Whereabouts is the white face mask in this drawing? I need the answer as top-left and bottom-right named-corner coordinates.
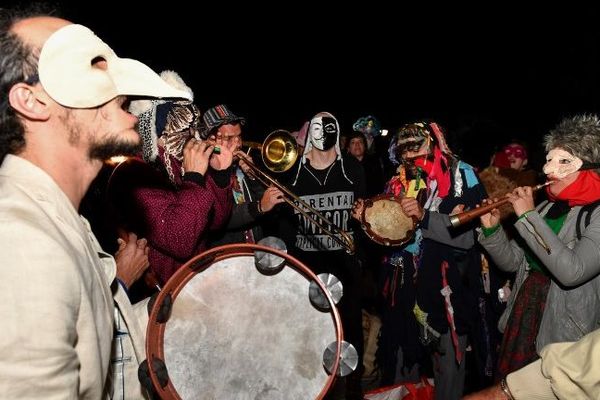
top-left (38, 24), bottom-right (190, 108)
top-left (543, 148), bottom-right (583, 180)
top-left (308, 115), bottom-right (338, 151)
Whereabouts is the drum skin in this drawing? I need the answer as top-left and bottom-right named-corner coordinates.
top-left (146, 244), bottom-right (342, 400)
top-left (360, 194), bottom-right (417, 246)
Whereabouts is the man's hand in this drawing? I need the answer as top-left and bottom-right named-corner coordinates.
top-left (209, 133), bottom-right (235, 171)
top-left (260, 186), bottom-right (285, 212)
top-left (401, 197), bottom-right (424, 221)
top-left (351, 198), bottom-right (365, 220)
top-left (479, 198), bottom-right (502, 228)
top-left (182, 135), bottom-right (213, 176)
top-left (506, 186), bottom-right (535, 217)
top-left (235, 151), bottom-right (254, 178)
top-left (115, 232), bottom-right (150, 289)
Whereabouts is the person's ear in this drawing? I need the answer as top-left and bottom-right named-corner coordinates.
top-left (523, 158), bottom-right (528, 168)
top-left (8, 83), bottom-right (51, 121)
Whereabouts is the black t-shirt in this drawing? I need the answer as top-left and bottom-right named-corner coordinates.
top-left (292, 156), bottom-right (365, 249)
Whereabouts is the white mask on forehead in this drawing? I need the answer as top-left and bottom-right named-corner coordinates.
top-left (38, 24), bottom-right (190, 108)
top-left (543, 148), bottom-right (583, 179)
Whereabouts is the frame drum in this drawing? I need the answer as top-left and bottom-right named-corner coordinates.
top-left (360, 195), bottom-right (417, 246)
top-left (145, 244), bottom-right (343, 399)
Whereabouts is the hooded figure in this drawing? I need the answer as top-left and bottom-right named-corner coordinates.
top-left (283, 111), bottom-right (366, 399)
top-left (292, 111), bottom-right (353, 186)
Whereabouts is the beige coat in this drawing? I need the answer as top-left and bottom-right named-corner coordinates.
top-left (0, 155), bottom-right (146, 399)
top-left (507, 327), bottom-right (600, 399)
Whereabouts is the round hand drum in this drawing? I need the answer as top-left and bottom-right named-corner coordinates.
top-left (360, 195), bottom-right (417, 246)
top-left (145, 243), bottom-right (344, 399)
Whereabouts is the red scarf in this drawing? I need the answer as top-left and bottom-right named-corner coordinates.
top-left (415, 146), bottom-right (451, 198)
top-left (546, 170), bottom-right (600, 206)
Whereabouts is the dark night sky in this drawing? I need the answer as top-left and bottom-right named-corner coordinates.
top-left (15, 2), bottom-right (600, 169)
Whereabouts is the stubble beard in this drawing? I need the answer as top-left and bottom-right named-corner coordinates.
top-left (62, 112), bottom-right (141, 161)
top-left (88, 136), bottom-right (141, 161)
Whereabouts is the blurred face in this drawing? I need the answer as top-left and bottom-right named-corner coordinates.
top-left (543, 148), bottom-right (582, 180)
top-left (398, 137), bottom-right (431, 175)
top-left (309, 115), bottom-right (337, 151)
top-left (348, 137), bottom-right (365, 160)
top-left (399, 137), bottom-right (429, 162)
top-left (217, 122), bottom-right (243, 151)
top-left (503, 144), bottom-right (527, 170)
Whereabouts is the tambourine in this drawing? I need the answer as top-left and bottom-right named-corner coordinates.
top-left (144, 243), bottom-right (359, 399)
top-left (360, 194), bottom-right (417, 246)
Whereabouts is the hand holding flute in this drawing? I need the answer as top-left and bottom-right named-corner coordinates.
top-left (450, 182), bottom-right (550, 227)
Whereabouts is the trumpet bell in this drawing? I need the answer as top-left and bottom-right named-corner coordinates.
top-left (261, 129), bottom-right (298, 173)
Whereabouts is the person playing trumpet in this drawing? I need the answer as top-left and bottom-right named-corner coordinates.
top-left (202, 104), bottom-right (285, 246)
top-left (352, 121), bottom-right (487, 400)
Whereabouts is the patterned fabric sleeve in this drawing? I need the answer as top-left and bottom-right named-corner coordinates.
top-left (134, 180), bottom-right (223, 261)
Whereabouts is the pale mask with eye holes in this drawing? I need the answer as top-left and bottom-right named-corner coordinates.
top-left (309, 115), bottom-right (338, 151)
top-left (543, 148), bottom-right (583, 180)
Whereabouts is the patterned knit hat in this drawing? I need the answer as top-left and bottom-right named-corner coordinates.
top-left (202, 104), bottom-right (246, 138)
top-left (129, 70), bottom-right (200, 184)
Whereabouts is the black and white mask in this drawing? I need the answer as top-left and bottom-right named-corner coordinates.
top-left (309, 115), bottom-right (338, 151)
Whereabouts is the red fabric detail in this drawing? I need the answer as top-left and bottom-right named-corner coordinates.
top-left (441, 261), bottom-right (462, 364)
top-left (415, 147), bottom-right (451, 197)
top-left (405, 378), bottom-right (435, 400)
top-left (364, 377), bottom-right (434, 399)
top-left (387, 174), bottom-right (407, 197)
top-left (429, 122), bottom-right (452, 156)
top-left (492, 151), bottom-right (511, 169)
top-left (503, 143), bottom-right (527, 160)
top-left (545, 170), bottom-right (600, 206)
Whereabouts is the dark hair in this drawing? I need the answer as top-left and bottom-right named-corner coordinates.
top-left (0, 3), bottom-right (57, 162)
top-left (347, 131), bottom-right (367, 148)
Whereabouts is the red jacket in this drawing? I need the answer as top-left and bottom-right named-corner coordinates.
top-left (110, 153), bottom-right (232, 284)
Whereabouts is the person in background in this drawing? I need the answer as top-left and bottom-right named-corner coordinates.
top-left (347, 130), bottom-right (384, 197)
top-left (0, 6), bottom-right (189, 398)
top-left (479, 142), bottom-right (537, 223)
top-left (477, 140), bottom-right (541, 381)
top-left (202, 104), bottom-right (285, 246)
top-left (477, 114), bottom-right (600, 381)
top-left (352, 115), bottom-right (381, 154)
top-left (340, 132), bottom-right (349, 152)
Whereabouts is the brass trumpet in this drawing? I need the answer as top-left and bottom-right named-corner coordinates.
top-left (237, 130), bottom-right (355, 254)
top-left (449, 182), bottom-right (550, 227)
top-left (242, 130), bottom-right (299, 173)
